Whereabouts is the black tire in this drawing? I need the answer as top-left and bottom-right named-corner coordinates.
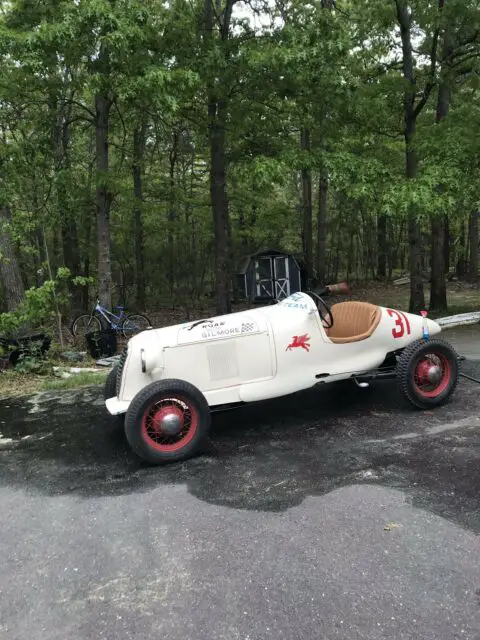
top-left (71, 314), bottom-right (102, 338)
top-left (121, 314), bottom-right (152, 339)
top-left (104, 364), bottom-right (125, 428)
top-left (104, 364), bottom-right (118, 400)
top-left (124, 379), bottom-right (211, 464)
top-left (397, 338), bottom-right (459, 409)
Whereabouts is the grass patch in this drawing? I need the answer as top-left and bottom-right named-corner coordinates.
top-left (0, 372), bottom-right (46, 399)
top-left (0, 368), bottom-right (108, 398)
top-left (40, 370), bottom-right (108, 391)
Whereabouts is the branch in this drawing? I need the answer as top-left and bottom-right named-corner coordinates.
top-left (440, 28), bottom-right (480, 67)
top-left (451, 50), bottom-right (480, 70)
top-left (61, 98), bottom-right (96, 120)
top-left (413, 24), bottom-right (441, 118)
top-left (372, 128), bottom-right (403, 140)
top-left (221, 0), bottom-right (236, 41)
top-left (112, 98), bottom-right (127, 149)
top-left (457, 29), bottom-right (480, 49)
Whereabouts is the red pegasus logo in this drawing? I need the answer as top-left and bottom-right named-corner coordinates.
top-left (286, 334), bottom-right (311, 352)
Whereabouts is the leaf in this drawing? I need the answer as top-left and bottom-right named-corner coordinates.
top-left (383, 522), bottom-right (402, 532)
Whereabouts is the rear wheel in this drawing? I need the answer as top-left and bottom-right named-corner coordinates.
top-left (124, 379), bottom-right (210, 464)
top-left (121, 314), bottom-right (152, 338)
top-left (397, 339), bottom-right (458, 409)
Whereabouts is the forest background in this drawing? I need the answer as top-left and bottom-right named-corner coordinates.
top-left (1, 0), bottom-right (480, 342)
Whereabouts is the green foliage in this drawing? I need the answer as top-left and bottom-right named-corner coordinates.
top-left (0, 268), bottom-right (71, 335)
top-left (42, 370), bottom-right (108, 390)
top-left (1, 0), bottom-right (480, 315)
top-left (14, 353), bottom-right (50, 375)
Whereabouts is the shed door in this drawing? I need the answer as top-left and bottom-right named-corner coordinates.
top-left (255, 257), bottom-right (274, 297)
top-left (273, 256), bottom-right (290, 299)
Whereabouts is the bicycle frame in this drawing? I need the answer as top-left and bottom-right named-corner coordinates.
top-left (94, 300), bottom-right (125, 331)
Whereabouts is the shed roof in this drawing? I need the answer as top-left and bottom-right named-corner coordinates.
top-left (236, 249), bottom-right (295, 274)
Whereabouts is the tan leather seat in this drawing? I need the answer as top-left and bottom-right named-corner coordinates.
top-left (326, 301), bottom-right (381, 344)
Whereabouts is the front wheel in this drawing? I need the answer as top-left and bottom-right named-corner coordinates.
top-left (124, 379), bottom-right (210, 464)
top-left (397, 339), bottom-right (459, 409)
top-left (104, 364), bottom-right (125, 428)
top-left (104, 364), bottom-right (118, 400)
top-left (71, 314), bottom-right (102, 338)
top-left (121, 314), bottom-right (152, 338)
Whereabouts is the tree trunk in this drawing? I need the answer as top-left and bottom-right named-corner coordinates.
top-left (95, 92), bottom-right (113, 309)
top-left (168, 131), bottom-right (178, 302)
top-left (443, 215), bottom-right (450, 274)
top-left (396, 0), bottom-right (429, 313)
top-left (316, 169), bottom-right (328, 287)
top-left (0, 205), bottom-right (25, 311)
top-left (405, 159), bottom-right (423, 310)
top-left (429, 0), bottom-right (451, 311)
top-left (300, 128), bottom-right (313, 287)
top-left (468, 210), bottom-right (479, 284)
top-left (82, 209), bottom-right (92, 312)
top-left (377, 214), bottom-right (387, 279)
top-left (208, 101), bottom-right (231, 314)
top-left (405, 122), bottom-right (425, 312)
top-left (205, 0), bottom-right (234, 315)
top-left (456, 220), bottom-right (467, 279)
top-left (59, 106), bottom-right (81, 303)
top-left (430, 217), bottom-right (447, 310)
top-left (429, 213), bottom-right (447, 310)
top-left (133, 123), bottom-right (146, 310)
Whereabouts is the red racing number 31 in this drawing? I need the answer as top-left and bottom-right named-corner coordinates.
top-left (387, 309), bottom-right (411, 339)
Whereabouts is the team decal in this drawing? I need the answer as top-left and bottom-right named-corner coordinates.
top-left (279, 292), bottom-right (311, 311)
top-left (387, 309), bottom-right (411, 338)
top-left (283, 301), bottom-right (309, 310)
top-left (178, 316), bottom-right (260, 342)
top-left (286, 334), bottom-right (311, 352)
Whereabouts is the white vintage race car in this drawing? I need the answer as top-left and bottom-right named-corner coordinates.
top-left (104, 288), bottom-right (459, 464)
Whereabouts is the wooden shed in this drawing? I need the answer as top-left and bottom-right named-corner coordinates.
top-left (236, 250), bottom-right (302, 303)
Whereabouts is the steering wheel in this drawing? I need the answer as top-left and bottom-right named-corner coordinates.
top-left (306, 290), bottom-right (334, 329)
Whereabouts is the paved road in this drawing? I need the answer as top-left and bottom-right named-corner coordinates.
top-left (445, 324), bottom-right (480, 360)
top-left (0, 366), bottom-right (479, 640)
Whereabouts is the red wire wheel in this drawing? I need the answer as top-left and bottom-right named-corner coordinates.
top-left (141, 397), bottom-right (198, 452)
top-left (125, 379), bottom-right (210, 464)
top-left (413, 353), bottom-right (451, 398)
top-left (397, 339), bottom-right (459, 409)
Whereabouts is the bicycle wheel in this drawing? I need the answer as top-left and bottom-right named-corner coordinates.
top-left (121, 314), bottom-right (152, 338)
top-left (71, 314), bottom-right (102, 338)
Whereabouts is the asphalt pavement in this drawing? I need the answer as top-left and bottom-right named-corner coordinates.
top-left (0, 362), bottom-right (479, 640)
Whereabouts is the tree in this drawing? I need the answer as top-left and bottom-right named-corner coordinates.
top-left (132, 123), bottom-right (147, 309)
top-left (430, 0), bottom-right (452, 311)
top-left (395, 0), bottom-right (438, 312)
top-left (300, 127), bottom-right (313, 285)
top-left (203, 0), bottom-right (236, 314)
top-left (469, 210), bottom-right (479, 284)
top-left (94, 54), bottom-right (114, 310)
top-left (0, 205), bottom-right (25, 311)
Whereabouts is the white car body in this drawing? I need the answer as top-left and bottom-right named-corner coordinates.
top-left (106, 292), bottom-right (441, 416)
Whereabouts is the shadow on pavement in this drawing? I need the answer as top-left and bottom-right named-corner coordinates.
top-left (0, 372), bottom-right (479, 532)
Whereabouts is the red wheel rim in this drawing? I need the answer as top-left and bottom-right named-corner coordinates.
top-left (413, 351), bottom-right (451, 398)
top-left (141, 396), bottom-right (198, 452)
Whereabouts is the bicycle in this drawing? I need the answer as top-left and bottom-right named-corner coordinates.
top-left (71, 300), bottom-right (152, 339)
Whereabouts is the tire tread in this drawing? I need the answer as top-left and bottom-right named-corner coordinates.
top-left (397, 338), bottom-right (459, 409)
top-left (124, 379), bottom-right (210, 464)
